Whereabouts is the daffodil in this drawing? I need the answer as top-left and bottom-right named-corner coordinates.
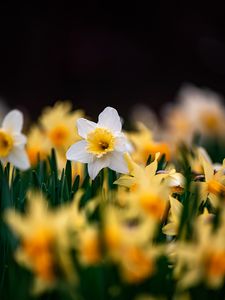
top-left (103, 204), bottom-right (161, 283)
top-left (163, 84), bottom-right (225, 150)
top-left (39, 101), bottom-right (84, 152)
top-left (115, 159), bottom-right (170, 222)
top-left (0, 110), bottom-right (30, 170)
top-left (128, 122), bottom-right (171, 165)
top-left (176, 84), bottom-right (225, 137)
top-left (115, 153), bottom-right (184, 195)
top-left (26, 126), bottom-right (51, 166)
top-left (162, 196), bottom-right (183, 236)
top-left (66, 107), bottom-right (130, 179)
top-left (77, 226), bottom-right (101, 265)
top-left (174, 219), bottom-right (225, 289)
top-left (129, 103), bottom-right (159, 132)
top-left (197, 148), bottom-right (225, 206)
top-left (5, 191), bottom-right (82, 294)
top-left (115, 153), bottom-right (162, 191)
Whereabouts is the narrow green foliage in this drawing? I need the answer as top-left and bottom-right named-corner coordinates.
top-left (71, 175), bottom-right (80, 196)
top-left (146, 154), bottom-right (152, 166)
top-left (177, 147), bottom-right (198, 240)
top-left (108, 169), bottom-right (117, 191)
top-left (157, 154), bottom-right (167, 171)
top-left (65, 160), bottom-right (72, 192)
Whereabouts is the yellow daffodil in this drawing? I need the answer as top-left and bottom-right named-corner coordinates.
top-left (39, 101), bottom-right (84, 151)
top-left (115, 153), bottom-right (162, 191)
top-left (103, 205), bottom-right (161, 283)
top-left (162, 196), bottom-right (183, 236)
top-left (198, 148), bottom-right (225, 206)
top-left (175, 220), bottom-right (225, 289)
top-left (128, 123), bottom-right (170, 165)
top-left (77, 226), bottom-right (101, 265)
top-left (103, 205), bottom-right (155, 257)
top-left (26, 126), bottom-right (51, 166)
top-left (163, 197), bottom-right (213, 237)
top-left (115, 153), bottom-right (184, 197)
top-left (115, 155), bottom-right (175, 222)
top-left (5, 191), bottom-right (80, 294)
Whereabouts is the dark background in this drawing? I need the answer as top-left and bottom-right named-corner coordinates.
top-left (1, 3), bottom-right (225, 119)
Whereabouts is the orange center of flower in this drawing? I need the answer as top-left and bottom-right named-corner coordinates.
top-left (27, 147), bottom-right (48, 166)
top-left (205, 250), bottom-right (225, 277)
top-left (139, 192), bottom-right (167, 219)
top-left (207, 180), bottom-right (225, 196)
top-left (48, 125), bottom-right (70, 147)
top-left (201, 114), bottom-right (219, 132)
top-left (80, 230), bottom-right (101, 264)
top-left (86, 128), bottom-right (115, 158)
top-left (142, 143), bottom-right (170, 163)
top-left (104, 225), bottom-right (122, 251)
top-left (130, 183), bottom-right (138, 192)
top-left (23, 228), bottom-right (55, 281)
top-left (0, 130), bottom-right (13, 157)
top-left (121, 246), bottom-right (153, 283)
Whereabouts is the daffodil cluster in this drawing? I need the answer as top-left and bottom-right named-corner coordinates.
top-left (1, 85), bottom-right (225, 300)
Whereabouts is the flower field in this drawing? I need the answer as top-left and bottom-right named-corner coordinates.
top-left (1, 85), bottom-right (225, 300)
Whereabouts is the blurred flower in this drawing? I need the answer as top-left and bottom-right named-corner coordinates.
top-left (103, 205), bottom-right (160, 283)
top-left (0, 110), bottom-right (30, 170)
top-left (176, 84), bottom-right (225, 137)
top-left (162, 84), bottom-right (225, 152)
top-left (198, 148), bottom-right (225, 206)
top-left (115, 152), bottom-right (162, 191)
top-left (175, 219), bottom-right (225, 289)
top-left (67, 107), bottom-right (130, 179)
top-left (162, 104), bottom-right (195, 148)
top-left (115, 155), bottom-right (169, 222)
top-left (162, 196), bottom-right (183, 236)
top-left (129, 103), bottom-right (159, 133)
top-left (128, 123), bottom-right (171, 165)
top-left (163, 197), bottom-right (213, 237)
top-left (26, 126), bottom-right (51, 166)
top-left (5, 191), bottom-right (79, 294)
top-left (77, 226), bottom-right (101, 265)
top-left (119, 245), bottom-right (154, 283)
top-left (115, 153), bottom-right (184, 197)
top-left (39, 101), bottom-right (84, 152)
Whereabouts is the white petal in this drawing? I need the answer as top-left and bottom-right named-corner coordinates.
top-left (168, 173), bottom-right (185, 188)
top-left (66, 140), bottom-right (93, 163)
top-left (125, 141), bottom-right (134, 153)
top-left (88, 156), bottom-right (110, 180)
top-left (8, 147), bottom-right (30, 170)
top-left (77, 118), bottom-right (97, 138)
top-left (114, 136), bottom-right (128, 152)
top-left (2, 110), bottom-right (23, 133)
top-left (108, 151), bottom-right (128, 174)
top-left (98, 107), bottom-right (122, 132)
top-left (114, 133), bottom-right (133, 153)
top-left (13, 133), bottom-right (27, 146)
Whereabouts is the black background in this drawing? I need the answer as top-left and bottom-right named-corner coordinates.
top-left (1, 3), bottom-right (225, 119)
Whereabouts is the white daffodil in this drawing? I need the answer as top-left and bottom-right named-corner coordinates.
top-left (0, 110), bottom-right (30, 170)
top-left (66, 107), bottom-right (130, 179)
